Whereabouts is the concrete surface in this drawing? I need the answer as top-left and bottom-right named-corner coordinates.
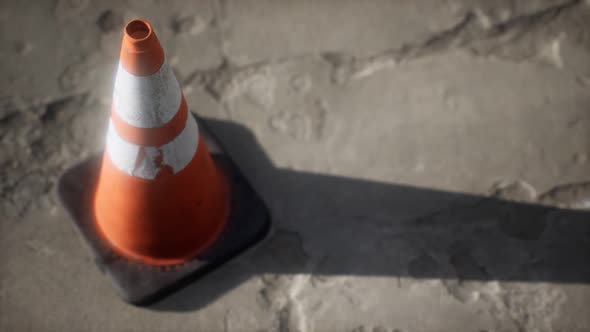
top-left (1, 0), bottom-right (590, 331)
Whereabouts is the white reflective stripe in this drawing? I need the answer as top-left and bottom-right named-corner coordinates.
top-left (113, 59), bottom-right (182, 128)
top-left (106, 124), bottom-right (140, 175)
top-left (160, 116), bottom-right (199, 173)
top-left (106, 116), bottom-right (199, 180)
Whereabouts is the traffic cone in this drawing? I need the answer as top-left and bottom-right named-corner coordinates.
top-left (57, 19), bottom-right (270, 304)
top-left (94, 18), bottom-right (228, 265)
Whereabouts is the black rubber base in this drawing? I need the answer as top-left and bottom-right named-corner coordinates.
top-left (57, 118), bottom-right (271, 305)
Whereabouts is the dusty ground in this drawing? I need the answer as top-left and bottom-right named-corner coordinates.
top-left (1, 0), bottom-right (590, 331)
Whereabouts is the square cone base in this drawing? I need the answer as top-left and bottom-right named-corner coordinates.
top-left (57, 116), bottom-right (271, 305)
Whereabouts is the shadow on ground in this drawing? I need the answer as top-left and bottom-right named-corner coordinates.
top-left (147, 118), bottom-right (590, 311)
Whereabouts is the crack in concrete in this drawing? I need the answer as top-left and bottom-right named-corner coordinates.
top-left (538, 180), bottom-right (590, 209)
top-left (194, 0), bottom-right (584, 99)
top-left (395, 11), bottom-right (476, 61)
top-left (320, 0), bottom-right (583, 83)
top-left (486, 0), bottom-right (580, 35)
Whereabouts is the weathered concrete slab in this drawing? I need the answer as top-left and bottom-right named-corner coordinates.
top-left (1, 0), bottom-right (590, 331)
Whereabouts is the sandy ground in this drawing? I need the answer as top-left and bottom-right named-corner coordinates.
top-left (1, 0), bottom-right (590, 331)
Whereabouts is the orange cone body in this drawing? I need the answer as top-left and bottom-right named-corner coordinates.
top-left (94, 19), bottom-right (229, 265)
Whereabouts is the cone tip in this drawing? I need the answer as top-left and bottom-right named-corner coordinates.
top-left (120, 18), bottom-right (164, 76)
top-left (124, 19), bottom-right (153, 43)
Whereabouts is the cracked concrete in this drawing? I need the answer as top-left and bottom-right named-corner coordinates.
top-left (1, 0), bottom-right (590, 331)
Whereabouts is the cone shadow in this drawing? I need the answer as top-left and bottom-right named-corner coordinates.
top-left (150, 117), bottom-right (590, 311)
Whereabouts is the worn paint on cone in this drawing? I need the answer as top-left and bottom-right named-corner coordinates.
top-left (94, 19), bottom-right (229, 265)
top-left (58, 18), bottom-right (270, 304)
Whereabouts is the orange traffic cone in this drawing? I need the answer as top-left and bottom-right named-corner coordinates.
top-left (94, 19), bottom-right (228, 265)
top-left (58, 19), bottom-right (270, 304)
